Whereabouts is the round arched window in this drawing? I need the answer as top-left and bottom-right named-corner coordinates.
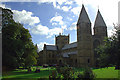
top-left (93, 39), bottom-right (100, 49)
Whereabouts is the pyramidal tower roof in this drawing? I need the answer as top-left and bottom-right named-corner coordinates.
top-left (77, 5), bottom-right (91, 25)
top-left (94, 9), bottom-right (106, 27)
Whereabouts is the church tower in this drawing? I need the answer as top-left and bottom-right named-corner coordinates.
top-left (93, 9), bottom-right (107, 67)
top-left (77, 5), bottom-right (94, 67)
top-left (93, 9), bottom-right (107, 44)
top-left (55, 33), bottom-right (69, 50)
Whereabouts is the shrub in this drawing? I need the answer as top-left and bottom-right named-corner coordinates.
top-left (77, 67), bottom-right (95, 80)
top-left (49, 70), bottom-right (58, 79)
top-left (60, 67), bottom-right (74, 79)
top-left (77, 73), bottom-right (84, 79)
top-left (56, 66), bottom-right (61, 73)
top-left (84, 67), bottom-right (95, 79)
top-left (56, 66), bottom-right (95, 79)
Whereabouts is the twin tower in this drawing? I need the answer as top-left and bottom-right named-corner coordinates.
top-left (56, 5), bottom-right (107, 67)
top-left (76, 5), bottom-right (107, 67)
top-left (42, 4), bottom-right (108, 67)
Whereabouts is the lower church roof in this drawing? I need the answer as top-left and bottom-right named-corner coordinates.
top-left (62, 42), bottom-right (77, 50)
top-left (62, 51), bottom-right (78, 57)
top-left (46, 45), bottom-right (57, 51)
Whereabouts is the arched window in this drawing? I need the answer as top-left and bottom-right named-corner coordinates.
top-left (93, 39), bottom-right (100, 49)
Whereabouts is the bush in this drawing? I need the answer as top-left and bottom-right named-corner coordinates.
top-left (77, 67), bottom-right (95, 80)
top-left (56, 66), bottom-right (95, 79)
top-left (49, 70), bottom-right (58, 79)
top-left (56, 66), bottom-right (61, 73)
top-left (77, 73), bottom-right (84, 79)
top-left (59, 67), bottom-right (74, 79)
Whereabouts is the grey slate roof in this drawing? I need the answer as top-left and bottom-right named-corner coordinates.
top-left (62, 51), bottom-right (78, 57)
top-left (46, 45), bottom-right (57, 51)
top-left (77, 4), bottom-right (91, 24)
top-left (94, 10), bottom-right (106, 27)
top-left (62, 42), bottom-right (77, 50)
top-left (63, 53), bottom-right (69, 57)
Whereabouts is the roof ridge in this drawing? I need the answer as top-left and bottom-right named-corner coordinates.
top-left (46, 45), bottom-right (56, 46)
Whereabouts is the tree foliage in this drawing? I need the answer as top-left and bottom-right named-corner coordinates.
top-left (2, 8), bottom-right (38, 70)
top-left (96, 25), bottom-right (120, 68)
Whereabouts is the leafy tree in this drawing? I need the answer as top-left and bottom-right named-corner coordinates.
top-left (23, 43), bottom-right (38, 67)
top-left (2, 7), bottom-right (14, 27)
top-left (96, 24), bottom-right (120, 69)
top-left (2, 23), bottom-right (24, 69)
top-left (2, 8), bottom-right (38, 70)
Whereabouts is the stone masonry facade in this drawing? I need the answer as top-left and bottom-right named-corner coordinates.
top-left (38, 5), bottom-right (107, 67)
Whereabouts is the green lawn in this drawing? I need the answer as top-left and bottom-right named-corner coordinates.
top-left (93, 67), bottom-right (119, 78)
top-left (2, 67), bottom-right (55, 80)
top-left (1, 66), bottom-right (119, 79)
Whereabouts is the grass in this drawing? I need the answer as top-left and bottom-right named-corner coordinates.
top-left (2, 66), bottom-right (56, 80)
top-left (1, 66), bottom-right (119, 79)
top-left (92, 67), bottom-right (119, 78)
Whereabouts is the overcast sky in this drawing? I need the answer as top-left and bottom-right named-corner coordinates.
top-left (0, 0), bottom-right (119, 51)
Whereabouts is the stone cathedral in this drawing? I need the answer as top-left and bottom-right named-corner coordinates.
top-left (39, 5), bottom-right (107, 67)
